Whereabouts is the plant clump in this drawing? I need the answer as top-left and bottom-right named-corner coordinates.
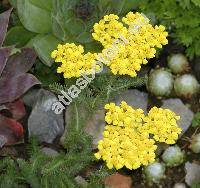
top-left (144, 162), bottom-right (166, 184)
top-left (174, 74), bottom-right (200, 98)
top-left (189, 133), bottom-right (200, 154)
top-left (173, 183), bottom-right (187, 188)
top-left (161, 146), bottom-right (185, 167)
top-left (0, 9), bottom-right (40, 146)
top-left (147, 68), bottom-right (174, 97)
top-left (168, 54), bottom-right (190, 74)
top-left (95, 101), bottom-right (181, 170)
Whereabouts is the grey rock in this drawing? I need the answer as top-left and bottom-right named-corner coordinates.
top-left (84, 110), bottom-right (105, 148)
top-left (115, 89), bottom-right (148, 113)
top-left (173, 183), bottom-right (186, 188)
top-left (41, 147), bottom-right (58, 157)
top-left (185, 162), bottom-right (200, 186)
top-left (75, 176), bottom-right (88, 187)
top-left (22, 88), bottom-right (40, 107)
top-left (28, 89), bottom-right (64, 143)
top-left (0, 105), bottom-right (6, 111)
top-left (161, 98), bottom-right (194, 136)
top-left (0, 135), bottom-right (7, 148)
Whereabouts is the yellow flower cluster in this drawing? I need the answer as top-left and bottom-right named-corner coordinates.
top-left (92, 14), bottom-right (128, 48)
top-left (140, 107), bottom-right (181, 144)
top-left (51, 12), bottom-right (168, 78)
top-left (51, 43), bottom-right (99, 78)
top-left (93, 12), bottom-right (168, 77)
top-left (104, 101), bottom-right (145, 128)
top-left (95, 102), bottom-right (181, 170)
top-left (95, 102), bottom-right (156, 170)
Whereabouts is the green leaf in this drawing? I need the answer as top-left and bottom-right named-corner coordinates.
top-left (51, 14), bottom-right (73, 42)
top-left (76, 32), bottom-right (93, 44)
top-left (98, 0), bottom-right (139, 15)
top-left (33, 34), bottom-right (61, 66)
top-left (9, 0), bottom-right (17, 8)
top-left (17, 0), bottom-right (52, 33)
top-left (192, 182), bottom-right (200, 188)
top-left (33, 59), bottom-right (61, 86)
top-left (84, 42), bottom-right (102, 53)
top-left (179, 0), bottom-right (191, 9)
top-left (98, 0), bottom-right (112, 10)
top-left (4, 26), bottom-right (36, 47)
top-left (191, 0), bottom-right (200, 7)
top-left (192, 112), bottom-right (200, 127)
top-left (65, 18), bottom-right (86, 37)
top-left (10, 48), bottom-right (21, 56)
top-left (113, 0), bottom-right (140, 15)
top-left (29, 0), bottom-right (53, 11)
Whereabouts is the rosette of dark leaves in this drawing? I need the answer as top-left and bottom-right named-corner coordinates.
top-left (0, 9), bottom-right (40, 146)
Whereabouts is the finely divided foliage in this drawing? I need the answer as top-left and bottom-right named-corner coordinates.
top-left (139, 0), bottom-right (200, 58)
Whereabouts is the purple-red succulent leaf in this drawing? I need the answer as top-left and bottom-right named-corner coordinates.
top-left (1, 48), bottom-right (37, 79)
top-left (0, 114), bottom-right (23, 145)
top-left (0, 9), bottom-right (12, 47)
top-left (0, 73), bottom-right (40, 104)
top-left (3, 99), bottom-right (26, 120)
top-left (0, 47), bottom-right (12, 76)
top-left (0, 105), bottom-right (6, 111)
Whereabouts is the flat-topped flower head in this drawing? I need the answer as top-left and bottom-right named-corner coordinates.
top-left (95, 101), bottom-right (181, 170)
top-left (104, 101), bottom-right (145, 128)
top-left (141, 107), bottom-right (181, 144)
top-left (92, 12), bottom-right (168, 77)
top-left (51, 12), bottom-right (168, 78)
top-left (95, 124), bottom-right (157, 170)
top-left (96, 101), bottom-right (156, 170)
top-left (51, 43), bottom-right (99, 78)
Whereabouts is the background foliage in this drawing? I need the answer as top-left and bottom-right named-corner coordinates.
top-left (7, 0), bottom-right (139, 66)
top-left (138, 0), bottom-right (200, 58)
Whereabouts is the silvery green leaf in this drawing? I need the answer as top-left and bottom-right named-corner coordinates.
top-left (17, 0), bottom-right (51, 33)
top-left (33, 34), bottom-right (61, 66)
